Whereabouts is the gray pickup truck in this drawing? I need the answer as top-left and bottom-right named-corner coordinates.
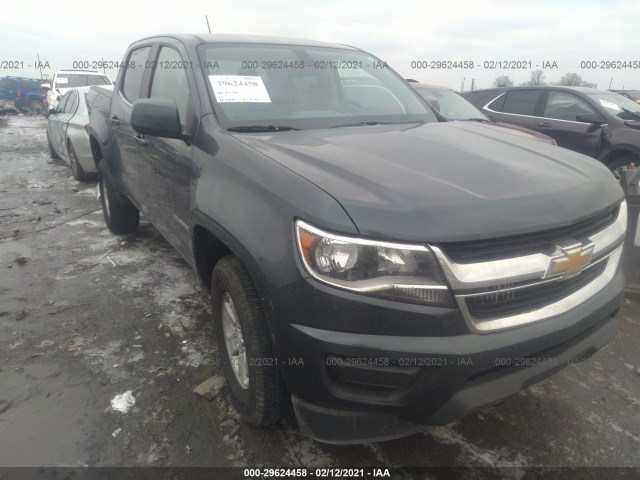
top-left (87, 34), bottom-right (627, 444)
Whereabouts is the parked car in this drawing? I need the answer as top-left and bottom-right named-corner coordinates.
top-left (412, 83), bottom-right (556, 144)
top-left (610, 90), bottom-right (640, 104)
top-left (0, 76), bottom-right (47, 113)
top-left (46, 86), bottom-right (102, 181)
top-left (464, 86), bottom-right (640, 176)
top-left (42, 70), bottom-right (112, 112)
top-left (87, 34), bottom-right (625, 444)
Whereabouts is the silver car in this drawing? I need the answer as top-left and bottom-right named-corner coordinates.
top-left (46, 86), bottom-right (109, 181)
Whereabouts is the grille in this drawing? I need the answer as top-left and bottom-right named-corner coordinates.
top-left (464, 261), bottom-right (607, 320)
top-left (440, 206), bottom-right (618, 263)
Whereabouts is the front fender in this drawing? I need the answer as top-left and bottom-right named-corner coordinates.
top-left (189, 119), bottom-right (357, 297)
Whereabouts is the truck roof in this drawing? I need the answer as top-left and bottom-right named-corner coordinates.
top-left (130, 33), bottom-right (359, 51)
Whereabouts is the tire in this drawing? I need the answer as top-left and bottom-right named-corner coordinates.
top-left (97, 159), bottom-right (139, 234)
top-left (29, 100), bottom-right (43, 115)
top-left (211, 255), bottom-right (287, 426)
top-left (607, 156), bottom-right (635, 181)
top-left (47, 131), bottom-right (59, 159)
top-left (68, 142), bottom-right (90, 182)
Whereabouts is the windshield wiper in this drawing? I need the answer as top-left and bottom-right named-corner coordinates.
top-left (622, 107), bottom-right (640, 119)
top-left (227, 125), bottom-right (299, 132)
top-left (463, 117), bottom-right (491, 123)
top-left (330, 120), bottom-right (426, 128)
top-left (330, 121), bottom-right (389, 128)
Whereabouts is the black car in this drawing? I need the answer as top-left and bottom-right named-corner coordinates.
top-left (411, 83), bottom-right (556, 144)
top-left (87, 34), bottom-right (625, 444)
top-left (464, 86), bottom-right (640, 175)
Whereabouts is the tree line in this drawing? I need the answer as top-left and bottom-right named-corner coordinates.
top-left (492, 70), bottom-right (597, 88)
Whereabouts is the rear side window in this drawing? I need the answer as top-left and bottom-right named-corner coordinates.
top-left (122, 47), bottom-right (150, 103)
top-left (57, 92), bottom-right (71, 112)
top-left (498, 90), bottom-right (541, 116)
top-left (64, 91), bottom-right (79, 114)
top-left (0, 78), bottom-right (17, 89)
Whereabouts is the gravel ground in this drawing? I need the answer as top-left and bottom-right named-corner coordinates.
top-left (0, 115), bottom-right (639, 476)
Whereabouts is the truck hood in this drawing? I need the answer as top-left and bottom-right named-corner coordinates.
top-left (234, 121), bottom-right (623, 242)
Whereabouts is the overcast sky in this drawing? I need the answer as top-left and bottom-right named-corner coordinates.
top-left (1, 0), bottom-right (639, 90)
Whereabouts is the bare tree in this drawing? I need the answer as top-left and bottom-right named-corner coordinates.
top-left (493, 75), bottom-right (513, 87)
top-left (559, 72), bottom-right (597, 88)
top-left (529, 70), bottom-right (546, 85)
top-left (559, 72), bottom-right (583, 86)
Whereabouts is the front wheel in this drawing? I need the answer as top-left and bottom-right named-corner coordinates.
top-left (608, 156), bottom-right (636, 181)
top-left (211, 255), bottom-right (287, 426)
top-left (97, 159), bottom-right (139, 234)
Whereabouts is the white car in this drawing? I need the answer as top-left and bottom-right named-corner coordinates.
top-left (42, 70), bottom-right (112, 111)
top-left (46, 86), bottom-right (112, 181)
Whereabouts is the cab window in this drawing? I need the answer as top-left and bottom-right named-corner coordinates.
top-left (122, 47), bottom-right (151, 103)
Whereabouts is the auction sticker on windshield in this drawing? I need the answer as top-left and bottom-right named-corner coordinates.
top-left (209, 75), bottom-right (271, 103)
top-left (599, 99), bottom-right (621, 111)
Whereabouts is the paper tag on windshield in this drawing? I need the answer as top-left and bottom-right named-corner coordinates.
top-left (599, 99), bottom-right (620, 111)
top-left (209, 75), bottom-right (271, 103)
top-left (56, 78), bottom-right (68, 84)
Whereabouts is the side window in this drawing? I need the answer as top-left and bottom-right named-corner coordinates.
top-left (0, 78), bottom-right (17, 90)
top-left (543, 91), bottom-right (597, 122)
top-left (122, 46), bottom-right (150, 103)
top-left (65, 91), bottom-right (79, 114)
top-left (149, 47), bottom-right (193, 130)
top-left (499, 90), bottom-right (541, 116)
top-left (57, 92), bottom-right (71, 112)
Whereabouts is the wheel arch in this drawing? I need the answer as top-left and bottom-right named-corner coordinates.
top-left (191, 212), bottom-right (270, 300)
top-left (600, 147), bottom-right (640, 169)
top-left (89, 135), bottom-right (103, 170)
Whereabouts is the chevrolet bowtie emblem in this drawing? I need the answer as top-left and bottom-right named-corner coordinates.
top-left (545, 242), bottom-right (595, 279)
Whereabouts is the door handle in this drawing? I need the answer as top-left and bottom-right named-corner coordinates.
top-left (536, 122), bottom-right (551, 128)
top-left (110, 115), bottom-right (120, 126)
top-left (135, 135), bottom-right (148, 147)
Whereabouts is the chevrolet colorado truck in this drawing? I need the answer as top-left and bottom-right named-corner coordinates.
top-left (87, 34), bottom-right (627, 444)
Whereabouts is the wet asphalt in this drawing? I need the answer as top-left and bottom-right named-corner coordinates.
top-left (0, 115), bottom-right (639, 476)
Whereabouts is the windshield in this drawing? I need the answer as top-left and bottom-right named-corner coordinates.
top-left (586, 91), bottom-right (640, 120)
top-left (55, 74), bottom-right (112, 88)
top-left (413, 86), bottom-right (486, 120)
top-left (612, 90), bottom-right (640, 102)
top-left (199, 43), bottom-right (436, 130)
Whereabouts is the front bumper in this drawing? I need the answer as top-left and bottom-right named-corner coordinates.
top-left (266, 268), bottom-right (623, 444)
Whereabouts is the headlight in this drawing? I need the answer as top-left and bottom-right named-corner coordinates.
top-left (295, 220), bottom-right (454, 307)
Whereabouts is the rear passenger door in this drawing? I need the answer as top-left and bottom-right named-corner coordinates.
top-left (58, 91), bottom-right (79, 160)
top-left (51, 92), bottom-right (74, 157)
top-left (136, 43), bottom-right (197, 258)
top-left (537, 90), bottom-right (605, 157)
top-left (483, 89), bottom-right (543, 130)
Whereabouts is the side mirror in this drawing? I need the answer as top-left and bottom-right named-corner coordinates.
top-left (131, 99), bottom-right (184, 138)
top-left (56, 95), bottom-right (61, 101)
top-left (40, 83), bottom-right (51, 91)
top-left (48, 108), bottom-right (56, 115)
top-left (576, 112), bottom-right (606, 125)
